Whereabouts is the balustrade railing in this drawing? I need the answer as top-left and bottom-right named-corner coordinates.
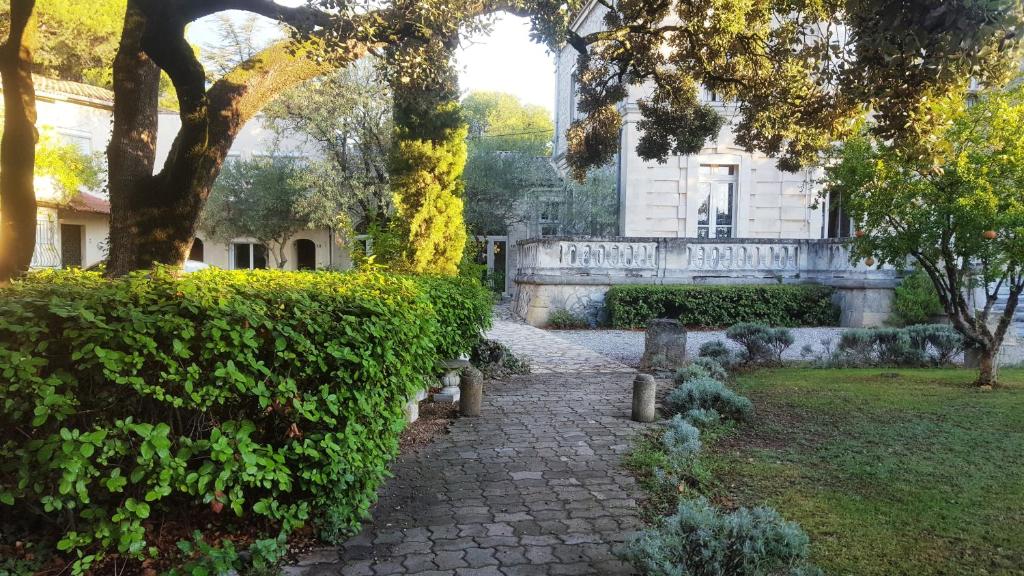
top-left (516, 237), bottom-right (895, 284)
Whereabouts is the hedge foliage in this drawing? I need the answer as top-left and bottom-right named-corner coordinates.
top-left (410, 274), bottom-right (493, 360)
top-left (0, 267), bottom-right (491, 572)
top-left (605, 284), bottom-right (839, 329)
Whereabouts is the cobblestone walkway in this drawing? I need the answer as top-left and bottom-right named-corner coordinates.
top-left (486, 320), bottom-right (635, 374)
top-left (289, 322), bottom-right (647, 575)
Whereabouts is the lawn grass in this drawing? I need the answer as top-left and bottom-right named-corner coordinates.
top-left (706, 367), bottom-right (1024, 576)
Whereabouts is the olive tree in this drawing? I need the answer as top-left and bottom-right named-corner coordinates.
top-left (824, 86), bottom-right (1024, 386)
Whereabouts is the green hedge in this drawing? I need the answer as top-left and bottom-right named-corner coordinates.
top-left (0, 267), bottom-right (491, 572)
top-left (606, 284), bottom-right (839, 329)
top-left (409, 274), bottom-right (494, 360)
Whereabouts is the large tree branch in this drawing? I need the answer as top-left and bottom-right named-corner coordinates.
top-left (176, 0), bottom-right (332, 30)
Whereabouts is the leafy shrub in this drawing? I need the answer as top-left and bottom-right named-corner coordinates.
top-left (605, 284), bottom-right (838, 329)
top-left (674, 363), bottom-right (712, 385)
top-left (625, 497), bottom-right (823, 576)
top-left (666, 378), bottom-right (753, 422)
top-left (692, 357), bottom-right (728, 381)
top-left (470, 339), bottom-right (531, 378)
top-left (683, 408), bottom-right (722, 428)
top-left (893, 269), bottom-right (944, 326)
top-left (0, 268), bottom-right (490, 572)
top-left (168, 532), bottom-right (287, 576)
top-left (726, 323), bottom-right (795, 365)
top-left (547, 309), bottom-right (590, 329)
top-left (410, 274), bottom-right (493, 360)
top-left (698, 339), bottom-right (734, 366)
top-left (662, 416), bottom-right (702, 459)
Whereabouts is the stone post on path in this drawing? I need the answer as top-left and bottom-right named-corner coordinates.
top-left (639, 318), bottom-right (687, 371)
top-left (631, 374), bottom-right (657, 423)
top-left (460, 367), bottom-right (484, 417)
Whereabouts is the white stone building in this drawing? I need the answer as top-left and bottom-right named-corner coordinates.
top-left (551, 1), bottom-right (834, 241)
top-left (3, 76), bottom-right (352, 272)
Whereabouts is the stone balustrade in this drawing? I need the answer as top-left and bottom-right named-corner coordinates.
top-left (513, 236), bottom-right (901, 328)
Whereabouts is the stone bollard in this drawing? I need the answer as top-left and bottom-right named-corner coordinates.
top-left (631, 374), bottom-right (657, 422)
top-left (459, 367), bottom-right (484, 417)
top-left (640, 318), bottom-right (687, 370)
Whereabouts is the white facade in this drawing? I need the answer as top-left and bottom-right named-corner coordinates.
top-left (553, 2), bottom-right (825, 240)
top-left (4, 76), bottom-right (351, 271)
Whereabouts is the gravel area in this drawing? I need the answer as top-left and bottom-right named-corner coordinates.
top-left (547, 326), bottom-right (1024, 368)
top-left (547, 327), bottom-right (846, 368)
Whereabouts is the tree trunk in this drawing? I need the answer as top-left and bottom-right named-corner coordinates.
top-left (106, 4), bottom-right (161, 277)
top-left (0, 0), bottom-right (37, 284)
top-left (106, 31), bottom-right (337, 276)
top-left (976, 346), bottom-right (997, 387)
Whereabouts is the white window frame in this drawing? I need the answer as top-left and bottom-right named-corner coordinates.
top-left (231, 241), bottom-right (268, 270)
top-left (695, 164), bottom-right (738, 239)
top-left (58, 128), bottom-right (93, 154)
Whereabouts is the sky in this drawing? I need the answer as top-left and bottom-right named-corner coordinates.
top-left (188, 11), bottom-right (556, 115)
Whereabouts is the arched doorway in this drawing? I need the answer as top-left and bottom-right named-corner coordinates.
top-left (295, 239), bottom-right (316, 270)
top-left (188, 238), bottom-right (204, 262)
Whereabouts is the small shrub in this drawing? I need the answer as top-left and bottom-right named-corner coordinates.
top-left (625, 497), bottom-right (823, 576)
top-left (832, 325), bottom-right (964, 367)
top-left (471, 339), bottom-right (531, 378)
top-left (674, 363), bottom-right (711, 385)
top-left (872, 327), bottom-right (923, 366)
top-left (698, 339), bottom-right (734, 366)
top-left (666, 377), bottom-right (753, 422)
top-left (684, 408), bottom-right (722, 427)
top-left (893, 269), bottom-right (944, 326)
top-left (662, 416), bottom-right (702, 459)
top-left (605, 284), bottom-right (838, 329)
top-left (836, 329), bottom-right (877, 365)
top-left (906, 324), bottom-right (965, 365)
top-left (726, 323), bottom-right (794, 365)
top-left (692, 357), bottom-right (728, 381)
top-left (547, 309), bottom-right (590, 329)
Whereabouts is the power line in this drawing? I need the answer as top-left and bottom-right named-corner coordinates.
top-left (476, 128), bottom-right (555, 139)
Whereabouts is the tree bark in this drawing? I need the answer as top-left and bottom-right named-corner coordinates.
top-left (976, 346), bottom-right (997, 387)
top-left (0, 0), bottom-right (37, 284)
top-left (106, 3), bottom-right (161, 277)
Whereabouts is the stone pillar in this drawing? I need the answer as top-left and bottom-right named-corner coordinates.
top-left (460, 367), bottom-right (484, 417)
top-left (631, 374), bottom-right (657, 422)
top-left (640, 319), bottom-right (687, 370)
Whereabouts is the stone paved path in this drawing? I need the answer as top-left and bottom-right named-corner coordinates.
top-left (290, 322), bottom-right (646, 575)
top-left (486, 320), bottom-right (635, 374)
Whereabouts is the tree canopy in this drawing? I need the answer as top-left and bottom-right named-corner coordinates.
top-left (263, 61), bottom-right (392, 235)
top-left (823, 84), bottom-right (1024, 385)
top-left (0, 0), bottom-right (124, 86)
top-left (462, 91), bottom-right (553, 155)
top-left (201, 156), bottom-right (309, 269)
top-left (561, 0), bottom-right (1024, 178)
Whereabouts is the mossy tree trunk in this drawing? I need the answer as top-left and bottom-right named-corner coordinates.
top-left (0, 0), bottom-right (37, 284)
top-left (105, 0), bottom-right (344, 277)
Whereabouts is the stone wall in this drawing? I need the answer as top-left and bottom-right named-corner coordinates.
top-left (513, 236), bottom-right (901, 328)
